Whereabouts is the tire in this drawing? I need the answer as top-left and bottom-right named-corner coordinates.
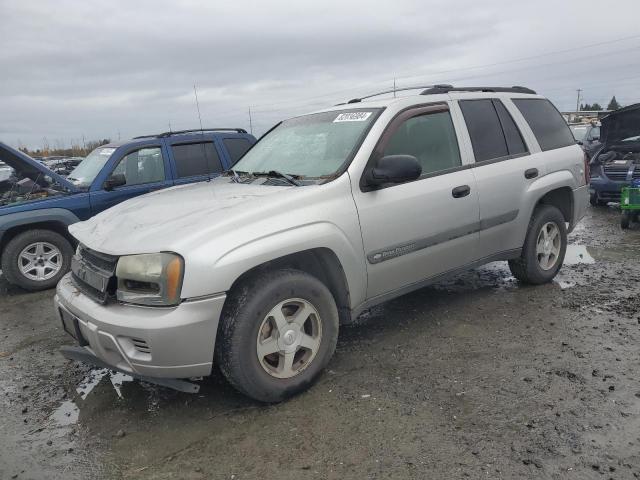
top-left (1, 229), bottom-right (74, 291)
top-left (508, 205), bottom-right (567, 285)
top-left (621, 211), bottom-right (631, 229)
top-left (216, 269), bottom-right (339, 403)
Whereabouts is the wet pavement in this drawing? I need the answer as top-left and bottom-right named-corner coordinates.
top-left (1, 205), bottom-right (640, 479)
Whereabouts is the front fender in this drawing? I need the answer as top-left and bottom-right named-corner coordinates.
top-left (0, 208), bottom-right (80, 245)
top-left (180, 221), bottom-right (367, 308)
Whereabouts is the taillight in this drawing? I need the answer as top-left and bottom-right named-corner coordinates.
top-left (583, 152), bottom-right (590, 185)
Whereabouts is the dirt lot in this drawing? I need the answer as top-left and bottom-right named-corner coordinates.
top-left (1, 206), bottom-right (639, 480)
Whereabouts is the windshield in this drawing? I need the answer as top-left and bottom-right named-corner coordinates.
top-left (232, 109), bottom-right (381, 179)
top-left (569, 125), bottom-right (588, 141)
top-left (67, 147), bottom-right (116, 188)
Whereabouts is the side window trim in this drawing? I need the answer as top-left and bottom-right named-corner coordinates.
top-left (500, 98), bottom-right (541, 153)
top-left (360, 102), bottom-right (463, 191)
top-left (491, 99), bottom-right (529, 156)
top-left (105, 144), bottom-right (166, 189)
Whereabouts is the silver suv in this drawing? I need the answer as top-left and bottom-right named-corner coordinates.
top-left (55, 85), bottom-right (589, 402)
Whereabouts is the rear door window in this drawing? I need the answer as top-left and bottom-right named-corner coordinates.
top-left (223, 138), bottom-right (252, 164)
top-left (459, 99), bottom-right (509, 162)
top-left (512, 99), bottom-right (575, 151)
top-left (171, 142), bottom-right (223, 178)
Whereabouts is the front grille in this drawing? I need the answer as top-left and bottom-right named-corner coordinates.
top-left (78, 245), bottom-right (118, 273)
top-left (603, 165), bottom-right (630, 181)
top-left (71, 245), bottom-right (118, 304)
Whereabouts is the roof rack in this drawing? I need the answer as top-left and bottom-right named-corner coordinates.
top-left (340, 84), bottom-right (536, 105)
top-left (420, 85), bottom-right (536, 95)
top-left (133, 128), bottom-right (247, 139)
top-left (342, 85), bottom-right (438, 105)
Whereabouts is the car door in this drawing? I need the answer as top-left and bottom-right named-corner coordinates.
top-left (168, 139), bottom-right (225, 185)
top-left (89, 145), bottom-right (172, 214)
top-left (352, 103), bottom-right (480, 300)
top-left (454, 97), bottom-right (546, 259)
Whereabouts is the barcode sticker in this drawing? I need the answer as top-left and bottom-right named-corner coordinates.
top-left (334, 112), bottom-right (373, 123)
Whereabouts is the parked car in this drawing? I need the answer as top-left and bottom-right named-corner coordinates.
top-left (589, 104), bottom-right (640, 205)
top-left (0, 128), bottom-right (256, 290)
top-left (55, 86), bottom-right (588, 402)
top-left (41, 156), bottom-right (85, 176)
top-left (573, 122), bottom-right (601, 159)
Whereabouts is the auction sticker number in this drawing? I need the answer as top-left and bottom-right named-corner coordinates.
top-left (334, 112), bottom-right (373, 122)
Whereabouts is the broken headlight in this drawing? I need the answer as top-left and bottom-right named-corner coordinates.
top-left (115, 253), bottom-right (184, 306)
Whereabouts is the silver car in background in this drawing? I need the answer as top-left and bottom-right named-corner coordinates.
top-left (55, 85), bottom-right (589, 402)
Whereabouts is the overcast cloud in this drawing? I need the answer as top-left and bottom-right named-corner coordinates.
top-left (1, 0), bottom-right (639, 149)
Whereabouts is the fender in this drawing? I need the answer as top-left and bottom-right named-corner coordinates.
top-left (0, 208), bottom-right (80, 245)
top-left (518, 169), bottom-right (577, 239)
top-left (181, 221), bottom-right (368, 308)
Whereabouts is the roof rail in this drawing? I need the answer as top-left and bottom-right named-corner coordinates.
top-left (133, 128), bottom-right (248, 139)
top-left (343, 85), bottom-right (439, 104)
top-left (420, 85), bottom-right (536, 95)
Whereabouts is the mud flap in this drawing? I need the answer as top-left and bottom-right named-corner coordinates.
top-left (60, 345), bottom-right (200, 393)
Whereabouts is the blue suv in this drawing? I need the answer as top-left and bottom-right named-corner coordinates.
top-left (0, 128), bottom-right (256, 290)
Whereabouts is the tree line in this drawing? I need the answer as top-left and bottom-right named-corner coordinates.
top-left (580, 96), bottom-right (621, 112)
top-left (17, 138), bottom-right (111, 158)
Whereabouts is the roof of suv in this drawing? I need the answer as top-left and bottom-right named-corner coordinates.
top-left (102, 128), bottom-right (251, 148)
top-left (318, 85), bottom-right (543, 114)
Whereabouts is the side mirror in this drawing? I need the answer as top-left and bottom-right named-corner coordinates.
top-left (365, 155), bottom-right (422, 188)
top-left (103, 173), bottom-right (126, 191)
top-left (576, 140), bottom-right (584, 145)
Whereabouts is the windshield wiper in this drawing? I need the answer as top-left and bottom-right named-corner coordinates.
top-left (252, 170), bottom-right (301, 186)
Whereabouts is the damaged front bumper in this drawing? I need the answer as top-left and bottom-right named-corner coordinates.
top-left (54, 273), bottom-right (226, 390)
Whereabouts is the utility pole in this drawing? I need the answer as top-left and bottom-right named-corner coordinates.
top-left (168, 121), bottom-right (172, 132)
top-left (248, 106), bottom-right (253, 135)
top-left (393, 78), bottom-right (397, 98)
top-left (576, 89), bottom-right (582, 112)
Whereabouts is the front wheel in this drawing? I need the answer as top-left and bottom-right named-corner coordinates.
top-left (1, 229), bottom-right (73, 291)
top-left (509, 205), bottom-right (567, 285)
top-left (216, 269), bottom-right (339, 402)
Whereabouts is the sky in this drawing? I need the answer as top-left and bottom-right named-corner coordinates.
top-left (1, 0), bottom-right (639, 150)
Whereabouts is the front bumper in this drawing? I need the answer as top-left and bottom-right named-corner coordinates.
top-left (54, 273), bottom-right (226, 379)
top-left (590, 175), bottom-right (627, 202)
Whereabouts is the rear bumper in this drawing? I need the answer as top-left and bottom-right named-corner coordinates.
top-left (570, 185), bottom-right (589, 232)
top-left (54, 273), bottom-right (226, 379)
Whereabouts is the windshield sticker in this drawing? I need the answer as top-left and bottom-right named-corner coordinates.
top-left (99, 148), bottom-right (116, 155)
top-left (334, 112), bottom-right (373, 123)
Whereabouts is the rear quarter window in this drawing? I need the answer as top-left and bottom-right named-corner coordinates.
top-left (512, 99), bottom-right (575, 151)
top-left (223, 138), bottom-right (252, 164)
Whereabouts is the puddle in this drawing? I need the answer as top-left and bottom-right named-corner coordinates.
top-left (50, 368), bottom-right (135, 427)
top-left (51, 400), bottom-right (80, 426)
top-left (564, 245), bottom-right (596, 265)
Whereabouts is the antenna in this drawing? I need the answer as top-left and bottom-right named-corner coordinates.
top-left (393, 78), bottom-right (396, 98)
top-left (248, 106), bottom-right (253, 135)
top-left (193, 84), bottom-right (213, 179)
top-left (193, 85), bottom-right (204, 132)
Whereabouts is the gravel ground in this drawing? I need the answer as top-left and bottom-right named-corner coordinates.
top-left (1, 205), bottom-right (639, 480)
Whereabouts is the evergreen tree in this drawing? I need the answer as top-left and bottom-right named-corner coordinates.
top-left (607, 96), bottom-right (620, 110)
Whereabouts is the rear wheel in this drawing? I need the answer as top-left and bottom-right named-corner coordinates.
top-left (509, 205), bottom-right (567, 285)
top-left (216, 269), bottom-right (339, 402)
top-left (621, 211), bottom-right (631, 229)
top-left (1, 229), bottom-right (73, 291)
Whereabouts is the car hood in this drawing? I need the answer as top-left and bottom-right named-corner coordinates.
top-left (0, 141), bottom-right (78, 191)
top-left (69, 177), bottom-right (296, 254)
top-left (600, 103), bottom-right (640, 146)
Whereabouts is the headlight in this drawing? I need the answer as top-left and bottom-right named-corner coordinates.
top-left (115, 253), bottom-right (184, 306)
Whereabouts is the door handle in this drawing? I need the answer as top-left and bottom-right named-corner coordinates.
top-left (524, 168), bottom-right (539, 179)
top-left (452, 185), bottom-right (471, 198)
